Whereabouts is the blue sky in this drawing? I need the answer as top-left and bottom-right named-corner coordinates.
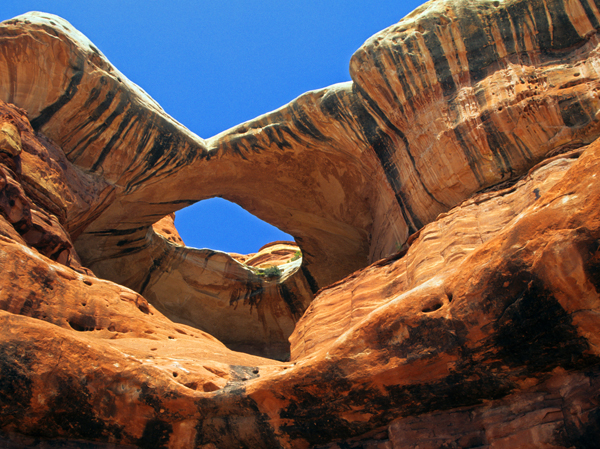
top-left (2, 1), bottom-right (424, 254)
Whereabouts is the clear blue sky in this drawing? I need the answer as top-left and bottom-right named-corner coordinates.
top-left (2, 0), bottom-right (424, 254)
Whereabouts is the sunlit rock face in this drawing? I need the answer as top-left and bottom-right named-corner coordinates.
top-left (0, 12), bottom-right (316, 359)
top-left (152, 213), bottom-right (184, 246)
top-left (0, 0), bottom-right (600, 447)
top-left (349, 0), bottom-right (600, 232)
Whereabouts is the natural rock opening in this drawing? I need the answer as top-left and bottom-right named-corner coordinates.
top-left (173, 197), bottom-right (295, 255)
top-left (149, 208), bottom-right (309, 360)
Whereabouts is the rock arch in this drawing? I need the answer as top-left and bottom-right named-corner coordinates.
top-left (2, 0), bottom-right (600, 446)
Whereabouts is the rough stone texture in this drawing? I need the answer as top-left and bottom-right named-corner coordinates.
top-left (0, 0), bottom-right (600, 447)
top-left (134, 233), bottom-right (311, 360)
top-left (0, 99), bottom-right (310, 360)
top-left (0, 101), bottom-right (103, 274)
top-left (350, 0), bottom-right (600, 232)
top-left (290, 147), bottom-right (587, 360)
top-left (1, 122), bottom-right (599, 449)
top-left (152, 213), bottom-right (184, 246)
top-left (0, 11), bottom-right (398, 292)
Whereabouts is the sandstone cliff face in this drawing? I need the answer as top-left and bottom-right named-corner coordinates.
top-left (0, 101), bottom-right (106, 274)
top-left (0, 0), bottom-right (600, 447)
top-left (0, 11), bottom-right (318, 359)
top-left (1, 109), bottom-right (599, 448)
top-left (350, 0), bottom-right (600, 231)
top-left (0, 97), bottom-right (311, 360)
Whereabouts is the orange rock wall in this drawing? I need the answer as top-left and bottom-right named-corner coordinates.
top-left (351, 0), bottom-right (600, 230)
top-left (1, 112), bottom-right (598, 449)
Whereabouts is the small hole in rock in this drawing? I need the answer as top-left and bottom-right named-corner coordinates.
top-left (68, 320), bottom-right (94, 332)
top-left (83, 279), bottom-right (92, 286)
top-left (202, 382), bottom-right (221, 392)
top-left (422, 301), bottom-right (443, 313)
top-left (68, 321), bottom-right (86, 331)
top-left (172, 372), bottom-right (178, 377)
top-left (168, 336), bottom-right (175, 340)
top-left (150, 348), bottom-right (157, 351)
top-left (447, 293), bottom-right (453, 303)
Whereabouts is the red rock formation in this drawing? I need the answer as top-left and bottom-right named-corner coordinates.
top-left (152, 213), bottom-right (185, 246)
top-left (244, 241), bottom-right (301, 268)
top-left (0, 99), bottom-right (311, 360)
top-left (0, 0), bottom-right (600, 447)
top-left (350, 0), bottom-right (600, 232)
top-left (1, 113), bottom-right (599, 449)
top-left (266, 138), bottom-right (600, 448)
top-left (290, 147), bottom-right (588, 360)
top-left (0, 102), bottom-right (102, 274)
top-left (134, 233), bottom-right (312, 360)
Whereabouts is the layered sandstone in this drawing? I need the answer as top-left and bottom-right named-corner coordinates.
top-left (134, 232), bottom-right (311, 360)
top-left (242, 242), bottom-right (301, 268)
top-left (290, 147), bottom-right (588, 359)
top-left (1, 109), bottom-right (599, 449)
top-left (0, 11), bottom-right (398, 292)
top-left (0, 0), bottom-right (600, 447)
top-left (0, 100), bottom-right (310, 360)
top-left (350, 0), bottom-right (600, 231)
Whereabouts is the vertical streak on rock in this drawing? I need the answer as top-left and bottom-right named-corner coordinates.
top-left (433, 15), bottom-right (466, 92)
top-left (584, 0), bottom-right (600, 26)
top-left (86, 95), bottom-right (134, 170)
top-left (30, 55), bottom-right (85, 131)
top-left (542, 0), bottom-right (556, 46)
top-left (565, 0), bottom-right (596, 37)
top-left (352, 84), bottom-right (423, 232)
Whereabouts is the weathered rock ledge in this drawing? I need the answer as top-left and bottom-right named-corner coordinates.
top-left (0, 0), bottom-right (600, 447)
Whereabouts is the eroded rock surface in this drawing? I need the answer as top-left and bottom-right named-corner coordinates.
top-left (0, 0), bottom-right (600, 447)
top-left (238, 241), bottom-right (300, 268)
top-left (152, 213), bottom-right (185, 246)
top-left (134, 232), bottom-right (311, 360)
top-left (0, 99), bottom-right (311, 360)
top-left (1, 114), bottom-right (599, 449)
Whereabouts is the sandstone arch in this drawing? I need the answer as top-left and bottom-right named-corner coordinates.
top-left (1, 0), bottom-right (600, 445)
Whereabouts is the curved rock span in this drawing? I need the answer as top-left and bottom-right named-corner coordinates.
top-left (0, 0), bottom-right (600, 447)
